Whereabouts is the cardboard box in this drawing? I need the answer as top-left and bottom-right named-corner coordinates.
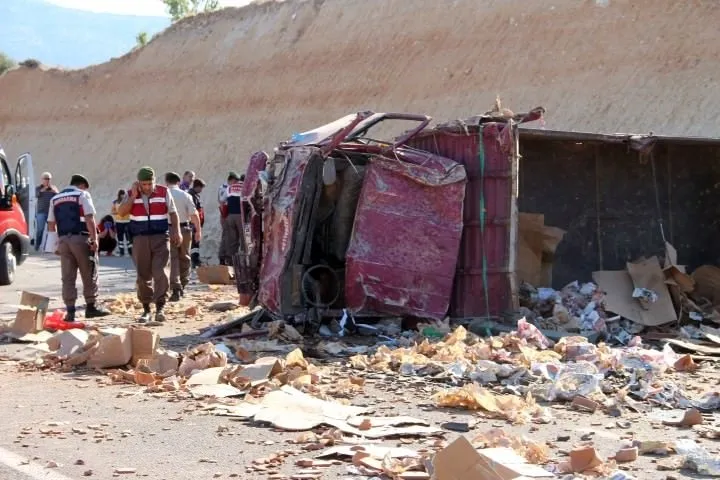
top-left (10, 291), bottom-right (50, 334)
top-left (130, 326), bottom-right (160, 366)
top-left (137, 349), bottom-right (180, 375)
top-left (197, 265), bottom-right (235, 285)
top-left (87, 327), bottom-right (133, 369)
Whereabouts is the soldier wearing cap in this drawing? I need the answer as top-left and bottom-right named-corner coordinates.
top-left (46, 174), bottom-right (110, 322)
top-left (116, 167), bottom-right (181, 323)
top-left (219, 172), bottom-right (248, 265)
top-left (165, 172), bottom-right (202, 301)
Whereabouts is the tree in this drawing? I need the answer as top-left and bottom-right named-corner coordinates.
top-left (136, 32), bottom-right (149, 47)
top-left (163, 0), bottom-right (220, 22)
top-left (0, 52), bottom-right (16, 75)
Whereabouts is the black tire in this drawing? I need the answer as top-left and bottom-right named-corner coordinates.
top-left (0, 241), bottom-right (16, 285)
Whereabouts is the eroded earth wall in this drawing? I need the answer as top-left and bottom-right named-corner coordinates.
top-left (0, 0), bottom-right (718, 255)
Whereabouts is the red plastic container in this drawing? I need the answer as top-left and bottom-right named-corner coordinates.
top-left (44, 310), bottom-right (86, 330)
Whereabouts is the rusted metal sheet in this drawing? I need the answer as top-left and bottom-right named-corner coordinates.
top-left (408, 122), bottom-right (517, 318)
top-left (257, 147), bottom-right (316, 314)
top-left (345, 154), bottom-right (466, 320)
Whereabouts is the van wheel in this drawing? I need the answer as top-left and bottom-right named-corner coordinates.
top-left (0, 241), bottom-right (16, 285)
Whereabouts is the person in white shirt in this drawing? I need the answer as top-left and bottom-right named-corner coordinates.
top-left (165, 172), bottom-right (202, 302)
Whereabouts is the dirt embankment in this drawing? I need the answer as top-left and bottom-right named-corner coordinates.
top-left (0, 0), bottom-right (718, 256)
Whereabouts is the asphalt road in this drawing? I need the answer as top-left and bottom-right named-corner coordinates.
top-left (0, 252), bottom-right (137, 320)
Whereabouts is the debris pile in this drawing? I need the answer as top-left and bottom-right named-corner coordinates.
top-left (519, 281), bottom-right (609, 335)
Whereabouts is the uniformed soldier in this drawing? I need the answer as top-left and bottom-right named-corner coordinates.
top-left (165, 172), bottom-right (202, 302)
top-left (116, 167), bottom-right (181, 323)
top-left (188, 178), bottom-right (206, 268)
top-left (46, 174), bottom-right (110, 322)
top-left (219, 172), bottom-right (248, 266)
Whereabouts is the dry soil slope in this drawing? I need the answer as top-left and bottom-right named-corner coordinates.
top-left (0, 0), bottom-right (718, 256)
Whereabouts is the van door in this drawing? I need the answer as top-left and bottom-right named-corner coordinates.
top-left (14, 153), bottom-right (35, 236)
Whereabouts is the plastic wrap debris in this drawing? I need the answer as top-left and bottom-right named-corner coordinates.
top-left (675, 439), bottom-right (720, 476)
top-left (520, 281), bottom-right (608, 335)
top-left (531, 361), bottom-right (603, 401)
top-left (632, 287), bottom-right (658, 305)
top-left (517, 318), bottom-right (552, 349)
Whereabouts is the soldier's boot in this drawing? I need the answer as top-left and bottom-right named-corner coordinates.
top-left (138, 304), bottom-right (152, 323)
top-left (155, 303), bottom-right (167, 323)
top-left (169, 289), bottom-right (182, 302)
top-left (85, 303), bottom-right (110, 318)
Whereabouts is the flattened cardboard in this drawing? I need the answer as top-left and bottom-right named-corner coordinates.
top-left (664, 339), bottom-right (720, 356)
top-left (594, 264), bottom-right (677, 327)
top-left (626, 256), bottom-right (677, 326)
top-left (87, 328), bottom-right (133, 369)
top-left (189, 384), bottom-right (244, 398)
top-left (19, 291), bottom-right (50, 330)
top-left (432, 436), bottom-right (553, 480)
top-left (230, 360), bottom-right (282, 387)
top-left (187, 366), bottom-right (226, 385)
top-left (197, 265), bottom-right (235, 285)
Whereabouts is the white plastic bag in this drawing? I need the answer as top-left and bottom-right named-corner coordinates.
top-left (44, 231), bottom-right (58, 254)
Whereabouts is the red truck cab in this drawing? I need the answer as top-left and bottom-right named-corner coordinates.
top-left (0, 146), bottom-right (34, 285)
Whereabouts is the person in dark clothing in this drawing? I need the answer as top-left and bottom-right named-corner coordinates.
top-left (97, 215), bottom-right (118, 256)
top-left (35, 172), bottom-right (59, 251)
top-left (187, 178), bottom-right (206, 268)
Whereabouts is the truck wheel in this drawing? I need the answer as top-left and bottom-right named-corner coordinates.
top-left (0, 241), bottom-right (16, 285)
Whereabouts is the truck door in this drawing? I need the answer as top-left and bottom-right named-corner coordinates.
top-left (14, 153), bottom-right (35, 236)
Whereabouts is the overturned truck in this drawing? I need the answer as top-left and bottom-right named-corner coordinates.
top-left (234, 109), bottom-right (545, 327)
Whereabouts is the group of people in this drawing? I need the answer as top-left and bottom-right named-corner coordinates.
top-left (35, 166), bottom-right (254, 324)
top-left (40, 167), bottom-right (205, 323)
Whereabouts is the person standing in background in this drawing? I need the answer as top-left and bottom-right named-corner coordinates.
top-left (112, 189), bottom-right (131, 256)
top-left (165, 172), bottom-right (202, 301)
top-left (179, 171), bottom-right (195, 192)
top-left (187, 178), bottom-right (206, 268)
top-left (219, 173), bottom-right (247, 266)
top-left (35, 172), bottom-right (59, 251)
top-left (218, 172), bottom-right (239, 265)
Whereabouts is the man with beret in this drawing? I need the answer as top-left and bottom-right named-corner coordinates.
top-left (46, 174), bottom-right (110, 322)
top-left (116, 167), bottom-right (181, 323)
top-left (165, 172), bottom-right (202, 302)
top-left (219, 172), bottom-right (248, 266)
